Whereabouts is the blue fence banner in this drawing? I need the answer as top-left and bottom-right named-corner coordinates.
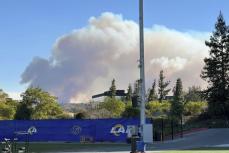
top-left (0, 118), bottom-right (151, 142)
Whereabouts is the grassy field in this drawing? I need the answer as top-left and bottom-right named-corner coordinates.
top-left (161, 149), bottom-right (229, 153)
top-left (1, 142), bottom-right (229, 153)
top-left (1, 142), bottom-right (130, 153)
top-left (160, 147), bottom-right (229, 153)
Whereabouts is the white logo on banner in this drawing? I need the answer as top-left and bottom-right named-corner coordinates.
top-left (110, 124), bottom-right (125, 136)
top-left (110, 124), bottom-right (136, 137)
top-left (28, 126), bottom-right (37, 135)
top-left (72, 125), bottom-right (82, 135)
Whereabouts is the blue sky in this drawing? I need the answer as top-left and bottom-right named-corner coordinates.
top-left (0, 0), bottom-right (229, 99)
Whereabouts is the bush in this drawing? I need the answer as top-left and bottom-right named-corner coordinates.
top-left (0, 102), bottom-right (16, 120)
top-left (184, 101), bottom-right (207, 116)
top-left (99, 97), bottom-right (125, 118)
top-left (122, 106), bottom-right (140, 118)
top-left (56, 113), bottom-right (72, 119)
top-left (86, 108), bottom-right (113, 119)
top-left (146, 101), bottom-right (171, 118)
top-left (74, 112), bottom-right (88, 119)
top-left (0, 90), bottom-right (18, 120)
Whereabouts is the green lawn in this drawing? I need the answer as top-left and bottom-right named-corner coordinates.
top-left (161, 148), bottom-right (229, 153)
top-left (1, 142), bottom-right (229, 153)
top-left (162, 150), bottom-right (229, 153)
top-left (1, 142), bottom-right (130, 152)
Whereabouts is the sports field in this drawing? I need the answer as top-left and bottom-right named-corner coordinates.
top-left (1, 129), bottom-right (229, 152)
top-left (2, 143), bottom-right (129, 153)
top-left (161, 148), bottom-right (229, 153)
top-left (1, 142), bottom-right (229, 153)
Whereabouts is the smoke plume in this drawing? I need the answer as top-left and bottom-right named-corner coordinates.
top-left (21, 12), bottom-right (209, 103)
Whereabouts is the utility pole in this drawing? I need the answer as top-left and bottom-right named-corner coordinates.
top-left (139, 0), bottom-right (146, 140)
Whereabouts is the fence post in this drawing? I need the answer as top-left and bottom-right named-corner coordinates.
top-left (180, 116), bottom-right (183, 138)
top-left (171, 119), bottom-right (174, 140)
top-left (161, 119), bottom-right (164, 141)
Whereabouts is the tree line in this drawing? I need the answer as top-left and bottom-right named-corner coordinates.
top-left (0, 12), bottom-right (228, 122)
top-left (100, 70), bottom-right (205, 120)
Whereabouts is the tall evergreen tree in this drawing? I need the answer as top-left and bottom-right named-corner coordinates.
top-left (201, 12), bottom-right (229, 118)
top-left (158, 70), bottom-right (171, 102)
top-left (148, 79), bottom-right (158, 102)
top-left (171, 78), bottom-right (184, 119)
top-left (126, 84), bottom-right (133, 101)
top-left (109, 79), bottom-right (116, 98)
top-left (171, 78), bottom-right (184, 137)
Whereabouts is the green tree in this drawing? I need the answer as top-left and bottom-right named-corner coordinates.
top-left (171, 78), bottom-right (185, 137)
top-left (31, 101), bottom-right (64, 119)
top-left (109, 79), bottom-right (116, 98)
top-left (148, 79), bottom-right (158, 102)
top-left (99, 97), bottom-right (125, 118)
top-left (126, 84), bottom-right (133, 101)
top-left (14, 103), bottom-right (31, 120)
top-left (184, 86), bottom-right (203, 102)
top-left (146, 101), bottom-right (171, 118)
top-left (0, 89), bottom-right (18, 120)
top-left (171, 78), bottom-right (184, 119)
top-left (201, 12), bottom-right (229, 118)
top-left (15, 87), bottom-right (65, 120)
top-left (184, 101), bottom-right (207, 116)
top-left (0, 102), bottom-right (16, 120)
top-left (0, 89), bottom-right (8, 103)
top-left (158, 70), bottom-right (171, 102)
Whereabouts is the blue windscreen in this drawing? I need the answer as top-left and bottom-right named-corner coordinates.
top-left (0, 118), bottom-right (151, 142)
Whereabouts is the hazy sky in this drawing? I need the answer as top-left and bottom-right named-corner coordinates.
top-left (0, 0), bottom-right (229, 102)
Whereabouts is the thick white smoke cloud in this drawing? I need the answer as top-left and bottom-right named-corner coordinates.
top-left (21, 12), bottom-right (209, 103)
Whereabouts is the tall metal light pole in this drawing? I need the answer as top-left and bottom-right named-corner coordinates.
top-left (139, 0), bottom-right (146, 139)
